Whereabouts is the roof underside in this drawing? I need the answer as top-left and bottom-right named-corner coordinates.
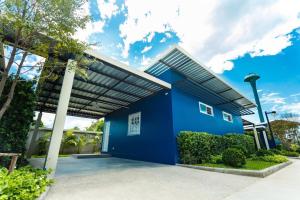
top-left (145, 46), bottom-right (256, 116)
top-left (36, 50), bottom-right (171, 119)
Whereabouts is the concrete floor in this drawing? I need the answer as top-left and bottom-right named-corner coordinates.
top-left (44, 157), bottom-right (259, 200)
top-left (42, 157), bottom-right (300, 200)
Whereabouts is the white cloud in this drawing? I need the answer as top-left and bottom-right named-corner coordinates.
top-left (261, 92), bottom-right (286, 105)
top-left (119, 0), bottom-right (300, 73)
top-left (97, 0), bottom-right (119, 20)
top-left (160, 37), bottom-right (166, 43)
top-left (40, 112), bottom-right (96, 130)
top-left (74, 20), bottom-right (105, 42)
top-left (141, 45), bottom-right (152, 54)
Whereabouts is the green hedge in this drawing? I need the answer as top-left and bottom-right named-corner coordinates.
top-left (0, 79), bottom-right (36, 167)
top-left (177, 131), bottom-right (256, 164)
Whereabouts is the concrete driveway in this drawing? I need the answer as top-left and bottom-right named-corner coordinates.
top-left (45, 157), bottom-right (259, 200)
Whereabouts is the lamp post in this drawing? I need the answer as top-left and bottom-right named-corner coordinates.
top-left (265, 111), bottom-right (276, 147)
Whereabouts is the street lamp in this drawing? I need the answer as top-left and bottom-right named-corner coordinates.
top-left (265, 111), bottom-right (276, 147)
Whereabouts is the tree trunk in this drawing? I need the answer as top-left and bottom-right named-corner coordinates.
top-left (0, 52), bottom-right (27, 120)
top-left (0, 73), bottom-right (8, 98)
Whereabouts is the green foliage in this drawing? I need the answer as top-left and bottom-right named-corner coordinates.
top-left (270, 120), bottom-right (299, 149)
top-left (60, 130), bottom-right (78, 154)
top-left (37, 132), bottom-right (52, 155)
top-left (0, 79), bottom-right (36, 167)
top-left (290, 144), bottom-right (299, 152)
top-left (0, 166), bottom-right (53, 200)
top-left (270, 148), bottom-right (282, 155)
top-left (88, 132), bottom-right (102, 153)
top-left (86, 119), bottom-right (104, 132)
top-left (210, 155), bottom-right (223, 164)
top-left (281, 150), bottom-right (299, 157)
top-left (253, 155), bottom-right (288, 163)
top-left (222, 148), bottom-right (246, 167)
top-left (256, 149), bottom-right (274, 157)
top-left (177, 132), bottom-right (211, 164)
top-left (177, 131), bottom-right (256, 164)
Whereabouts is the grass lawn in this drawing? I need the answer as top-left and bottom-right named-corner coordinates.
top-left (196, 159), bottom-right (278, 170)
top-left (32, 154), bottom-right (70, 158)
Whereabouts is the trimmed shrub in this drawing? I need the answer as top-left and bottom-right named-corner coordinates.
top-left (177, 131), bottom-right (211, 164)
top-left (270, 148), bottom-right (282, 155)
top-left (254, 155), bottom-right (288, 163)
top-left (210, 155), bottom-right (223, 164)
top-left (222, 148), bottom-right (246, 167)
top-left (231, 145), bottom-right (248, 157)
top-left (177, 131), bottom-right (256, 164)
top-left (223, 134), bottom-right (256, 155)
top-left (281, 150), bottom-right (299, 157)
top-left (256, 149), bottom-right (274, 157)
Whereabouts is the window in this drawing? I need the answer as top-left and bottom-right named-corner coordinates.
top-left (223, 111), bottom-right (233, 122)
top-left (199, 102), bottom-right (214, 116)
top-left (128, 112), bottom-right (141, 136)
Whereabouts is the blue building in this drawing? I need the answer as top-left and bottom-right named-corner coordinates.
top-left (102, 46), bottom-right (256, 165)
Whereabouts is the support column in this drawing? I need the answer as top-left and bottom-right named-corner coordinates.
top-left (252, 125), bottom-right (261, 150)
top-left (26, 111), bottom-right (43, 158)
top-left (44, 60), bottom-right (76, 171)
top-left (262, 130), bottom-right (270, 150)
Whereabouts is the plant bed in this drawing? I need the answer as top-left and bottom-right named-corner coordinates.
top-left (0, 166), bottom-right (53, 200)
top-left (177, 159), bottom-right (292, 177)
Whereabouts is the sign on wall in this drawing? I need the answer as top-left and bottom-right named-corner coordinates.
top-left (128, 112), bottom-right (141, 136)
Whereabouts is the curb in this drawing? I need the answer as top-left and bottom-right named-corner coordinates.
top-left (177, 160), bottom-right (292, 178)
top-left (37, 185), bottom-right (51, 200)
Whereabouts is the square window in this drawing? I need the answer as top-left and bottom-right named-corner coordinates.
top-left (223, 111), bottom-right (233, 123)
top-left (128, 112), bottom-right (141, 136)
top-left (199, 102), bottom-right (214, 116)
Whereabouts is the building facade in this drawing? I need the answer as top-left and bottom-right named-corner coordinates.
top-left (103, 46), bottom-right (255, 165)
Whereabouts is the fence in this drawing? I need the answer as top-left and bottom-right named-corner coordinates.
top-left (26, 128), bottom-right (103, 155)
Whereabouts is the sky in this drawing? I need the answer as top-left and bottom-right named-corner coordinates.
top-left (29, 0), bottom-right (300, 129)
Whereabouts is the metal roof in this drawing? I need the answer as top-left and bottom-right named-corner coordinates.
top-left (145, 45), bottom-right (256, 116)
top-left (36, 49), bottom-right (171, 119)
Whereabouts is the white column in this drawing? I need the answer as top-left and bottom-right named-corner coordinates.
top-left (26, 111), bottom-right (43, 157)
top-left (262, 130), bottom-right (270, 150)
top-left (44, 60), bottom-right (76, 171)
top-left (252, 125), bottom-right (261, 150)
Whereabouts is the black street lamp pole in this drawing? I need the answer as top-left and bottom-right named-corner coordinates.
top-left (265, 111), bottom-right (276, 147)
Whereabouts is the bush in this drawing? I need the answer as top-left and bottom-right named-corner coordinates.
top-left (270, 148), bottom-right (282, 155)
top-left (177, 132), bottom-right (211, 164)
top-left (290, 144), bottom-right (299, 152)
top-left (256, 149), bottom-right (274, 157)
top-left (281, 150), bottom-right (299, 157)
top-left (222, 148), bottom-right (246, 167)
top-left (0, 166), bottom-right (53, 200)
top-left (177, 131), bottom-right (256, 164)
top-left (0, 79), bottom-right (36, 167)
top-left (254, 155), bottom-right (288, 163)
top-left (177, 131), bottom-right (255, 164)
top-left (223, 134), bottom-right (256, 155)
top-left (210, 155), bottom-right (223, 164)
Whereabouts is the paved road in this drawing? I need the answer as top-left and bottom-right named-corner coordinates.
top-left (45, 157), bottom-right (299, 200)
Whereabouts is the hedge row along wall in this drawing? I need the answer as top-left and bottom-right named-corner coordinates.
top-left (177, 131), bottom-right (256, 164)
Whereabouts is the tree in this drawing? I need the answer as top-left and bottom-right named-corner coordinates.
top-left (0, 0), bottom-right (90, 120)
top-left (270, 120), bottom-right (300, 149)
top-left (86, 118), bottom-right (104, 132)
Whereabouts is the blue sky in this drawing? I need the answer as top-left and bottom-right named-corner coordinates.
top-left (33, 0), bottom-right (300, 129)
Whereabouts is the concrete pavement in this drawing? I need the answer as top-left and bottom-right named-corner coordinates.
top-left (45, 157), bottom-right (258, 200)
top-left (224, 158), bottom-right (300, 200)
top-left (44, 157), bottom-right (299, 200)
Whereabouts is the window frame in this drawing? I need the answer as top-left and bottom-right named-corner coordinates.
top-left (222, 111), bottom-right (233, 123)
top-left (199, 102), bottom-right (214, 117)
top-left (127, 112), bottom-right (141, 136)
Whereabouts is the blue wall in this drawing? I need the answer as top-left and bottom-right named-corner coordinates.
top-left (171, 87), bottom-right (244, 136)
top-left (105, 89), bottom-right (176, 164)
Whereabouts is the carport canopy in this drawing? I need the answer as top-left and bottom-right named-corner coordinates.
top-left (33, 49), bottom-right (171, 172)
top-left (36, 49), bottom-right (171, 119)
